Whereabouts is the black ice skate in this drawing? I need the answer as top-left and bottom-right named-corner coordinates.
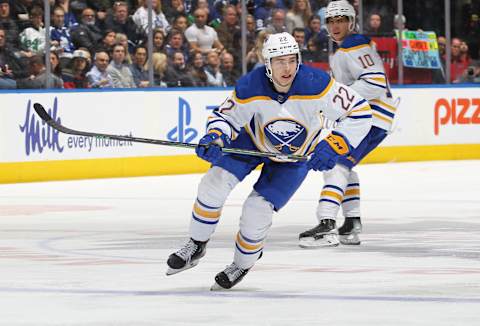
top-left (298, 218), bottom-right (339, 248)
top-left (338, 217), bottom-right (362, 245)
top-left (210, 262), bottom-right (250, 291)
top-left (166, 238), bottom-right (207, 276)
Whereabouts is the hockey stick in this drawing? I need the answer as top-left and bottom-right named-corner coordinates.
top-left (33, 103), bottom-right (308, 162)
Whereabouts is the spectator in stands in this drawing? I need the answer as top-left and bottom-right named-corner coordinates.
top-left (62, 49), bottom-right (90, 88)
top-left (437, 36), bottom-right (446, 57)
top-left (188, 51), bottom-right (207, 87)
top-left (50, 6), bottom-right (75, 67)
top-left (153, 28), bottom-right (166, 53)
top-left (301, 33), bottom-right (328, 63)
top-left (17, 54), bottom-right (64, 89)
top-left (0, 0), bottom-right (19, 47)
top-left (86, 50), bottom-right (113, 88)
top-left (55, 0), bottom-right (78, 29)
top-left (459, 60), bottom-right (480, 83)
top-left (172, 13), bottom-right (189, 33)
top-left (254, 0), bottom-right (278, 31)
top-left (19, 6), bottom-right (46, 57)
top-left (220, 51), bottom-right (239, 86)
top-left (165, 28), bottom-right (189, 61)
top-left (130, 45), bottom-right (149, 87)
top-left (97, 29), bottom-right (116, 56)
top-left (464, 14), bottom-right (479, 60)
top-left (185, 8), bottom-right (224, 55)
top-left (190, 0), bottom-right (221, 27)
top-left (11, 0), bottom-right (34, 31)
top-left (102, 1), bottom-right (142, 47)
top-left (71, 7), bottom-right (103, 55)
top-left (286, 0), bottom-right (312, 34)
top-left (393, 14), bottom-right (406, 33)
top-left (50, 50), bottom-right (63, 78)
top-left (151, 52), bottom-right (167, 86)
top-left (365, 13), bottom-right (383, 35)
top-left (304, 15), bottom-right (327, 47)
top-left (0, 27), bottom-right (26, 89)
top-left (432, 35), bottom-right (447, 84)
top-left (246, 29), bottom-right (270, 71)
top-left (265, 8), bottom-right (287, 34)
top-left (164, 0), bottom-right (186, 23)
top-left (163, 50), bottom-right (194, 87)
top-left (115, 32), bottom-right (132, 64)
top-left (245, 14), bottom-right (257, 53)
top-left (451, 37), bottom-right (471, 83)
top-left (292, 27), bottom-right (307, 50)
top-left (216, 5), bottom-right (240, 57)
top-left (460, 41), bottom-right (471, 62)
top-left (107, 43), bottom-right (136, 88)
top-left (133, 0), bottom-right (170, 35)
top-left (203, 50), bottom-right (226, 87)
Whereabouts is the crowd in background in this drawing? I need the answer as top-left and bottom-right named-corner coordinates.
top-left (0, 0), bottom-right (479, 89)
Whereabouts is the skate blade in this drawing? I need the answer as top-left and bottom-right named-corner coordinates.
top-left (165, 260), bottom-right (199, 276)
top-left (339, 234), bottom-right (361, 245)
top-left (299, 235), bottom-right (340, 248)
top-left (210, 282), bottom-right (228, 291)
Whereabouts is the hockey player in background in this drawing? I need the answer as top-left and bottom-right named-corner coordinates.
top-left (166, 32), bottom-right (372, 290)
top-left (299, 0), bottom-right (397, 248)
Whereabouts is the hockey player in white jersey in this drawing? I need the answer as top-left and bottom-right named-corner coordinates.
top-left (299, 0), bottom-right (397, 248)
top-left (166, 32), bottom-right (372, 290)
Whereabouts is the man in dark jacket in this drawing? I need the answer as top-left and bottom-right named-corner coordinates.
top-left (163, 50), bottom-right (194, 87)
top-left (101, 1), bottom-right (142, 46)
top-left (71, 7), bottom-right (103, 55)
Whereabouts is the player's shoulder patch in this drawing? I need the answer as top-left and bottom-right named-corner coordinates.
top-left (340, 34), bottom-right (372, 51)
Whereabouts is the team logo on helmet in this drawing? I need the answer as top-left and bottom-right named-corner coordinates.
top-left (264, 119), bottom-right (307, 154)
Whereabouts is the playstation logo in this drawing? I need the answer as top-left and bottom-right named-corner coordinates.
top-left (167, 97), bottom-right (198, 143)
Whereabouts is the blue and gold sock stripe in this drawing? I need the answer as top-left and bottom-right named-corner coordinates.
top-left (319, 184), bottom-right (344, 206)
top-left (235, 232), bottom-right (264, 255)
top-left (342, 183), bottom-right (360, 203)
top-left (191, 198), bottom-right (222, 225)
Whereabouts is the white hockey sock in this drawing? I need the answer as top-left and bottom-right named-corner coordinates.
top-left (342, 170), bottom-right (361, 217)
top-left (234, 190), bottom-right (273, 270)
top-left (189, 166), bottom-right (239, 241)
top-left (316, 164), bottom-right (350, 221)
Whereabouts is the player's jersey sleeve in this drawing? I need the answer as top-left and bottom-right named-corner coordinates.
top-left (205, 91), bottom-right (256, 139)
top-left (336, 36), bottom-right (388, 101)
top-left (321, 79), bottom-right (373, 148)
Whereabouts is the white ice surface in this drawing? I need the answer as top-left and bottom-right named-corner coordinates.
top-left (0, 160), bottom-right (479, 325)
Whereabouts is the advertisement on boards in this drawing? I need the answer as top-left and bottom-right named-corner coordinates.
top-left (2, 90), bottom-right (231, 163)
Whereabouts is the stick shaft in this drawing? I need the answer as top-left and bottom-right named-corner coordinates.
top-left (32, 103), bottom-right (308, 161)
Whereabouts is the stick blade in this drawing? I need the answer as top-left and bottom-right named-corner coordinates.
top-left (33, 103), bottom-right (52, 122)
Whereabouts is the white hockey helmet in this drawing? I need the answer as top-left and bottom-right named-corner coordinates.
top-left (325, 0), bottom-right (356, 32)
top-left (262, 32), bottom-right (301, 81)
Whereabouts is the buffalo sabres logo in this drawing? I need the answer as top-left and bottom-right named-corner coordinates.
top-left (264, 119), bottom-right (307, 154)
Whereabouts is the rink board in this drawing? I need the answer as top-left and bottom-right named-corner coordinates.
top-left (0, 86), bottom-right (479, 183)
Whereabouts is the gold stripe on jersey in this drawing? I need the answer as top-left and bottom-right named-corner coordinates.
top-left (338, 43), bottom-right (372, 52)
top-left (233, 91), bottom-right (270, 104)
top-left (370, 99), bottom-right (397, 112)
top-left (371, 77), bottom-right (387, 83)
top-left (372, 112), bottom-right (392, 124)
top-left (351, 106), bottom-right (372, 114)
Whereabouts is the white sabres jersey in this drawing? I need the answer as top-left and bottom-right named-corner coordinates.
top-left (330, 34), bottom-right (397, 131)
top-left (206, 65), bottom-right (372, 162)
